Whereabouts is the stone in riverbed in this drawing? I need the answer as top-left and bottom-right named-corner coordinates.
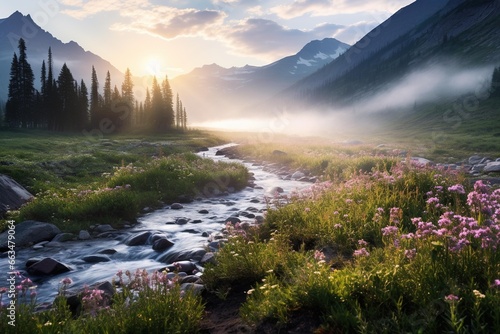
top-left (152, 238), bottom-right (175, 251)
top-left (78, 230), bottom-right (91, 240)
top-left (170, 203), bottom-right (184, 210)
top-left (0, 174), bottom-right (33, 217)
top-left (98, 248), bottom-right (117, 255)
top-left (484, 161), bottom-right (500, 173)
top-left (198, 209), bottom-right (209, 214)
top-left (82, 254), bottom-right (111, 263)
top-left (0, 220), bottom-right (61, 251)
top-left (94, 224), bottom-right (115, 233)
top-left (181, 283), bottom-right (204, 295)
top-left (125, 231), bottom-right (152, 246)
top-left (52, 233), bottom-right (76, 242)
top-left (27, 257), bottom-right (71, 276)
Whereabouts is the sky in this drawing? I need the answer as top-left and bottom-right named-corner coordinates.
top-left (0, 0), bottom-right (415, 79)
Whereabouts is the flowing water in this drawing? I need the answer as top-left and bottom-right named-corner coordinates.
top-left (1, 144), bottom-right (311, 304)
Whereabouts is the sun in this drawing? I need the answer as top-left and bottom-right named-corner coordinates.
top-left (145, 57), bottom-right (164, 77)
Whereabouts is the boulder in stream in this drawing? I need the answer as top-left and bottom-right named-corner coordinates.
top-left (27, 257), bottom-right (71, 276)
top-left (0, 220), bottom-right (61, 251)
top-left (82, 255), bottom-right (111, 263)
top-left (125, 231), bottom-right (152, 246)
top-left (152, 238), bottom-right (175, 251)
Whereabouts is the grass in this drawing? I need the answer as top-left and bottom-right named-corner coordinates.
top-left (202, 156), bottom-right (500, 332)
top-left (0, 129), bottom-right (248, 232)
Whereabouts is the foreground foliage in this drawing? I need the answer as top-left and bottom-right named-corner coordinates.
top-left (204, 160), bottom-right (500, 333)
top-left (0, 270), bottom-right (203, 334)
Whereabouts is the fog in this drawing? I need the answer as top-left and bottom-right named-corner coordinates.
top-left (193, 63), bottom-right (495, 139)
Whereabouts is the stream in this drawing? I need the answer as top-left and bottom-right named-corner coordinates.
top-left (1, 144), bottom-right (311, 305)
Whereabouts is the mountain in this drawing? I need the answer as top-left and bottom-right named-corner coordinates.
top-left (0, 11), bottom-right (124, 101)
top-left (280, 0), bottom-right (500, 112)
top-left (171, 38), bottom-right (349, 122)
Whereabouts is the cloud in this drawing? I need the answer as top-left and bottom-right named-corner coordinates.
top-left (271, 0), bottom-right (414, 19)
top-left (221, 18), bottom-right (344, 60)
top-left (332, 21), bottom-right (380, 44)
top-left (59, 0), bottom-right (149, 19)
top-left (113, 8), bottom-right (226, 40)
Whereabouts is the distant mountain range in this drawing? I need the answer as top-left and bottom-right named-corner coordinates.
top-left (171, 38), bottom-right (350, 121)
top-left (0, 11), bottom-right (124, 101)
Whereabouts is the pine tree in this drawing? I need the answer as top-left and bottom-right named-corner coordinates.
top-left (150, 76), bottom-right (166, 131)
top-left (90, 66), bottom-right (100, 128)
top-left (175, 93), bottom-right (180, 128)
top-left (5, 53), bottom-right (20, 127)
top-left (144, 87), bottom-right (152, 125)
top-left (491, 66), bottom-right (500, 98)
top-left (121, 68), bottom-right (134, 128)
top-left (182, 106), bottom-right (187, 130)
top-left (78, 79), bottom-right (89, 129)
top-left (57, 63), bottom-right (78, 131)
top-left (45, 47), bottom-right (58, 130)
top-left (161, 76), bottom-right (174, 129)
top-left (112, 85), bottom-right (121, 101)
top-left (103, 71), bottom-right (112, 109)
top-left (17, 38), bottom-right (35, 128)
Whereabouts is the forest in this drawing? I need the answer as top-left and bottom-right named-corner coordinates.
top-left (1, 38), bottom-right (188, 133)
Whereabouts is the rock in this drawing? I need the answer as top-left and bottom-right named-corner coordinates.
top-left (159, 248), bottom-right (206, 263)
top-left (125, 231), bottom-right (152, 246)
top-left (98, 248), bottom-right (117, 255)
top-left (170, 203), bottom-right (184, 210)
top-left (225, 217), bottom-right (241, 225)
top-left (198, 209), bottom-right (209, 214)
top-left (27, 257), bottom-right (71, 276)
top-left (0, 174), bottom-right (33, 217)
top-left (94, 224), bottom-right (115, 233)
top-left (267, 186), bottom-right (284, 194)
top-left (0, 220), bottom-right (61, 251)
top-left (82, 255), bottom-right (111, 263)
top-left (410, 157), bottom-right (433, 165)
top-left (291, 171), bottom-right (305, 179)
top-left (180, 275), bottom-right (201, 284)
top-left (52, 233), bottom-right (76, 242)
top-left (26, 257), bottom-right (44, 268)
top-left (469, 155), bottom-right (484, 165)
top-left (166, 260), bottom-right (197, 274)
top-left (180, 283), bottom-right (204, 295)
top-left (78, 230), bottom-right (91, 240)
top-left (484, 161), bottom-right (500, 173)
top-left (152, 238), bottom-right (175, 251)
top-left (200, 252), bottom-right (216, 265)
top-left (175, 217), bottom-right (190, 225)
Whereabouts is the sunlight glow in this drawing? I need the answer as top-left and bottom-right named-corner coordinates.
top-left (145, 57), bottom-right (165, 77)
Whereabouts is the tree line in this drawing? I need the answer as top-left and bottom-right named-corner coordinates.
top-left (2, 38), bottom-right (188, 133)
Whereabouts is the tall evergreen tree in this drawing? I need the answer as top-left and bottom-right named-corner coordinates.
top-left (161, 76), bottom-right (174, 129)
top-left (78, 79), bottom-right (89, 129)
top-left (90, 66), bottom-right (100, 128)
top-left (150, 76), bottom-right (166, 131)
top-left (5, 53), bottom-right (20, 127)
top-left (57, 63), bottom-right (78, 131)
top-left (17, 38), bottom-right (35, 128)
top-left (103, 71), bottom-right (112, 109)
top-left (144, 87), bottom-right (152, 123)
top-left (182, 106), bottom-right (187, 130)
top-left (491, 66), bottom-right (500, 98)
top-left (121, 68), bottom-right (134, 128)
top-left (45, 47), bottom-right (58, 130)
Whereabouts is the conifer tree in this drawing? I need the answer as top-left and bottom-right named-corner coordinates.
top-left (121, 68), bottom-right (134, 128)
top-left (57, 63), bottom-right (78, 131)
top-left (5, 53), bottom-right (20, 127)
top-left (491, 66), bottom-right (500, 98)
top-left (103, 71), bottom-right (112, 109)
top-left (78, 79), bottom-right (89, 129)
top-left (161, 76), bottom-right (174, 129)
top-left (45, 47), bottom-right (58, 130)
top-left (17, 38), bottom-right (35, 128)
top-left (90, 66), bottom-right (100, 128)
top-left (150, 76), bottom-right (167, 131)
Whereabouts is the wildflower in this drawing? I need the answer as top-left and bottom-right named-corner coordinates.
top-left (445, 294), bottom-right (459, 303)
top-left (353, 248), bottom-right (370, 257)
top-left (314, 250), bottom-right (325, 261)
top-left (448, 184), bottom-right (465, 194)
top-left (404, 248), bottom-right (416, 259)
top-left (492, 279), bottom-right (500, 288)
top-left (390, 207), bottom-right (402, 224)
top-left (473, 290), bottom-right (485, 299)
top-left (358, 239), bottom-right (368, 246)
top-left (381, 225), bottom-right (399, 236)
top-left (60, 277), bottom-right (73, 285)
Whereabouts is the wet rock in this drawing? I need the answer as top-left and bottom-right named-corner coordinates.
top-left (181, 283), bottom-right (204, 295)
top-left (191, 219), bottom-right (202, 224)
top-left (255, 215), bottom-right (265, 223)
top-left (180, 275), bottom-right (201, 284)
top-left (26, 257), bottom-right (44, 268)
top-left (98, 248), bottom-right (117, 255)
top-left (52, 233), bottom-right (76, 242)
top-left (291, 171), bottom-right (305, 179)
top-left (267, 186), bottom-right (284, 194)
top-left (159, 248), bottom-right (206, 263)
top-left (78, 230), bottom-right (91, 240)
top-left (82, 255), bottom-right (111, 263)
top-left (0, 174), bottom-right (33, 217)
top-left (0, 220), bottom-right (61, 251)
top-left (27, 257), bottom-right (71, 276)
top-left (249, 198), bottom-right (260, 203)
top-left (198, 209), bottom-right (209, 214)
top-left (151, 233), bottom-right (167, 243)
top-left (469, 155), bottom-right (484, 165)
top-left (170, 203), bottom-right (184, 210)
top-left (225, 217), bottom-right (241, 225)
top-left (94, 224), bottom-right (115, 233)
top-left (152, 238), bottom-right (175, 251)
top-left (165, 260), bottom-right (198, 274)
top-left (175, 217), bottom-right (190, 225)
top-left (200, 252), bottom-right (216, 265)
top-left (125, 231), bottom-right (152, 246)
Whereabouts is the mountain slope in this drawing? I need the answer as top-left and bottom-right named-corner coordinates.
top-left (283, 0), bottom-right (500, 110)
top-left (0, 11), bottom-right (124, 100)
top-left (171, 38), bottom-right (349, 122)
